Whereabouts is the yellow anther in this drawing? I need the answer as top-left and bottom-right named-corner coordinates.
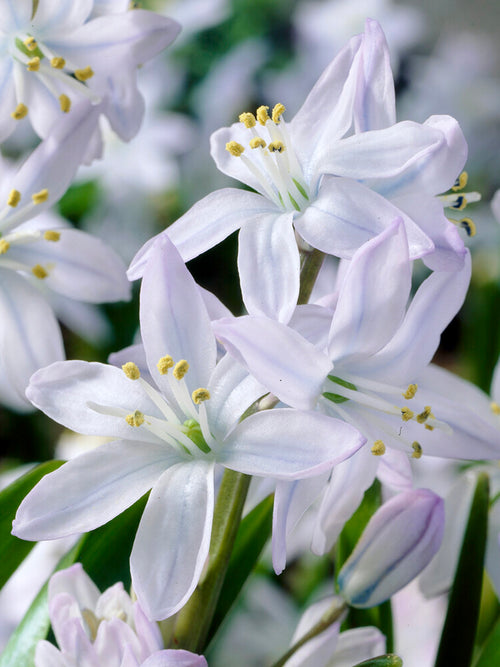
top-left (411, 442), bottom-right (423, 459)
top-left (125, 410), bottom-right (145, 427)
top-left (256, 105), bottom-right (270, 125)
top-left (239, 112), bottom-right (256, 128)
top-left (249, 137), bottom-right (266, 149)
top-left (0, 240), bottom-right (10, 254)
top-left (43, 230), bottom-right (61, 242)
top-left (192, 388), bottom-right (211, 404)
top-left (32, 264), bottom-right (48, 279)
top-left (272, 103), bottom-right (286, 123)
top-left (401, 407), bottom-right (414, 422)
top-left (74, 66), bottom-right (94, 81)
top-left (51, 56), bottom-right (66, 69)
top-left (59, 94), bottom-right (71, 113)
top-left (459, 218), bottom-right (476, 237)
top-left (371, 440), bottom-right (386, 456)
top-left (27, 57), bottom-right (40, 71)
top-left (173, 360), bottom-right (189, 380)
top-left (226, 141), bottom-right (245, 157)
top-left (452, 171), bottom-right (468, 192)
top-left (157, 355), bottom-right (174, 375)
top-left (402, 384), bottom-right (418, 400)
top-left (268, 141), bottom-right (285, 153)
top-left (11, 103), bottom-right (28, 120)
top-left (32, 189), bottom-right (49, 204)
top-left (7, 190), bottom-right (21, 207)
top-left (122, 362), bottom-right (140, 380)
top-left (425, 424), bottom-right (434, 431)
top-left (23, 36), bottom-right (37, 51)
top-left (491, 402), bottom-right (500, 415)
top-left (416, 406), bottom-right (432, 424)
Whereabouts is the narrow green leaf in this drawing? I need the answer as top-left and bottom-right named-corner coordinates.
top-left (0, 538), bottom-right (83, 667)
top-left (435, 472), bottom-right (489, 667)
top-left (352, 655), bottom-right (403, 667)
top-left (474, 615), bottom-right (500, 666)
top-left (0, 461), bottom-right (64, 590)
top-left (208, 494), bottom-right (273, 640)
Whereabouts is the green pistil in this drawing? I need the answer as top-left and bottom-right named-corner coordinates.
top-left (182, 419), bottom-right (211, 454)
top-left (323, 375), bottom-right (357, 404)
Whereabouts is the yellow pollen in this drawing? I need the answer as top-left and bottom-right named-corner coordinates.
top-left (23, 36), bottom-right (37, 51)
top-left (452, 171), bottom-right (468, 191)
top-left (173, 360), bottom-right (189, 380)
top-left (59, 94), bottom-right (71, 113)
top-left (226, 141), bottom-right (245, 157)
top-left (44, 230), bottom-right (61, 242)
top-left (416, 406), bottom-right (432, 424)
top-left (402, 384), bottom-right (418, 400)
top-left (192, 388), bottom-right (210, 404)
top-left (249, 137), bottom-right (266, 149)
top-left (11, 103), bottom-right (28, 120)
top-left (371, 440), bottom-right (386, 456)
top-left (491, 402), bottom-right (500, 415)
top-left (268, 141), bottom-right (285, 153)
top-left (51, 56), bottom-right (66, 69)
top-left (256, 105), bottom-right (270, 125)
top-left (74, 66), bottom-right (94, 81)
top-left (7, 190), bottom-right (21, 207)
top-left (0, 240), bottom-right (10, 254)
top-left (425, 424), bottom-right (434, 431)
top-left (411, 442), bottom-right (423, 459)
top-left (157, 355), bottom-right (174, 375)
top-left (239, 112), bottom-right (256, 128)
top-left (459, 218), bottom-right (476, 237)
top-left (32, 189), bottom-right (49, 204)
top-left (125, 410), bottom-right (145, 427)
top-left (272, 103), bottom-right (286, 123)
top-left (122, 362), bottom-right (140, 380)
top-left (32, 264), bottom-right (48, 279)
top-left (401, 407), bottom-right (414, 422)
top-left (27, 57), bottom-right (40, 71)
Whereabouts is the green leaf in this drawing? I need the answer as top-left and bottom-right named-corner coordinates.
top-left (474, 615), bottom-right (500, 666)
top-left (435, 472), bottom-right (489, 667)
top-left (352, 655), bottom-right (403, 667)
top-left (208, 494), bottom-right (273, 640)
top-left (0, 461), bottom-right (64, 590)
top-left (0, 539), bottom-right (83, 667)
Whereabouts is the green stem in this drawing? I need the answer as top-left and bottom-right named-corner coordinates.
top-left (298, 248), bottom-right (325, 305)
top-left (270, 600), bottom-right (347, 667)
top-left (170, 469), bottom-right (251, 652)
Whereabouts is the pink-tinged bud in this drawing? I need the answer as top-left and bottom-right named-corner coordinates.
top-left (338, 489), bottom-right (444, 608)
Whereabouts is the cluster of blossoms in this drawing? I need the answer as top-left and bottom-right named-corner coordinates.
top-left (2, 4), bottom-right (500, 665)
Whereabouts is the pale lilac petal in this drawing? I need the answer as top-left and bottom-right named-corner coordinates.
top-left (33, 0), bottom-right (93, 33)
top-left (376, 448), bottom-right (413, 492)
top-left (492, 356), bottom-right (500, 402)
top-left (131, 460), bottom-right (215, 620)
top-left (199, 286), bottom-right (232, 321)
top-left (358, 252), bottom-right (471, 384)
top-left (312, 446), bottom-right (378, 555)
top-left (8, 229), bottom-right (130, 302)
top-left (327, 220), bottom-right (411, 364)
top-left (206, 353), bottom-right (267, 441)
top-left (35, 640), bottom-right (70, 667)
top-left (332, 627), bottom-right (386, 667)
top-left (13, 440), bottom-right (178, 539)
top-left (0, 1), bottom-right (32, 31)
top-left (140, 236), bottom-right (217, 395)
top-left (354, 19), bottom-right (396, 132)
top-left (287, 304), bottom-right (333, 349)
top-left (100, 70), bottom-right (145, 141)
top-left (133, 602), bottom-right (164, 655)
top-left (127, 188), bottom-right (276, 279)
top-left (295, 175), bottom-right (433, 260)
top-left (49, 563), bottom-right (100, 611)
top-left (219, 408), bottom-right (365, 479)
top-left (238, 211), bottom-right (299, 323)
top-left (338, 489), bottom-right (444, 607)
top-left (285, 597), bottom-right (341, 667)
top-left (0, 59), bottom-right (17, 143)
top-left (141, 651), bottom-right (208, 667)
top-left (27, 360), bottom-right (165, 442)
top-left (94, 618), bottom-right (142, 666)
top-left (0, 268), bottom-right (64, 407)
top-left (213, 315), bottom-right (332, 410)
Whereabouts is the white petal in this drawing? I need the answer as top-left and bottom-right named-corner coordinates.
top-left (13, 440), bottom-right (177, 539)
top-left (332, 626), bottom-right (386, 667)
top-left (34, 0), bottom-right (93, 33)
top-left (131, 460), bottom-right (215, 620)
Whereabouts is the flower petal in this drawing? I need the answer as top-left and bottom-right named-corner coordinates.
top-left (131, 460), bottom-right (215, 620)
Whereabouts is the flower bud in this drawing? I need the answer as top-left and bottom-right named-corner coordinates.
top-left (338, 489), bottom-right (444, 608)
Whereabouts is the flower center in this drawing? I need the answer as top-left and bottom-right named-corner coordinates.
top-left (225, 103), bottom-right (310, 212)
